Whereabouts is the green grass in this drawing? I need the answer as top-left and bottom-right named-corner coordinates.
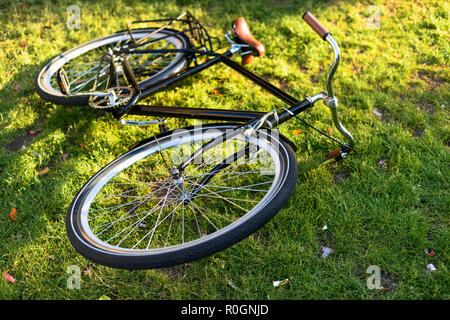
top-left (0, 0), bottom-right (449, 299)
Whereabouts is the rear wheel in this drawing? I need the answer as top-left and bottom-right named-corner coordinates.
top-left (66, 124), bottom-right (298, 269)
top-left (35, 28), bottom-right (190, 107)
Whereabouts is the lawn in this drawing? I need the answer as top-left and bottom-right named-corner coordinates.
top-left (0, 0), bottom-right (448, 299)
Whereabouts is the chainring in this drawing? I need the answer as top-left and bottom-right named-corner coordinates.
top-left (88, 86), bottom-right (135, 109)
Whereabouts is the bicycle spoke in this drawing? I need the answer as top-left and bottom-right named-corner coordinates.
top-left (78, 126), bottom-right (284, 254)
top-left (188, 200), bottom-right (218, 231)
top-left (88, 178), bottom-right (173, 219)
top-left (91, 193), bottom-right (178, 235)
top-left (143, 201), bottom-right (184, 249)
top-left (189, 182), bottom-right (249, 213)
top-left (50, 32), bottom-right (179, 95)
top-left (110, 184), bottom-right (178, 246)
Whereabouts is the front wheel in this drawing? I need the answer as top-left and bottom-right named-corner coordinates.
top-left (66, 124), bottom-right (298, 269)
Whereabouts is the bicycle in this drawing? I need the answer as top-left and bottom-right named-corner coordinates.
top-left (35, 11), bottom-right (355, 269)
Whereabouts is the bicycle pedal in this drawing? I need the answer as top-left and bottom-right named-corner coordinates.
top-left (328, 147), bottom-right (342, 159)
top-left (318, 148), bottom-right (343, 168)
top-left (56, 68), bottom-right (70, 95)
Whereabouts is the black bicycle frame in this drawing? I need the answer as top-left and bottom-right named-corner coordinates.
top-left (118, 49), bottom-right (314, 126)
top-left (111, 15), bottom-right (354, 189)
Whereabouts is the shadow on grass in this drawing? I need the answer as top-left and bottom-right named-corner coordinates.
top-left (0, 0), bottom-right (414, 263)
top-left (0, 54), bottom-right (111, 266)
top-left (0, 0), bottom-right (447, 299)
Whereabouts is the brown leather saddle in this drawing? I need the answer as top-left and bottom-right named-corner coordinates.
top-left (232, 17), bottom-right (265, 65)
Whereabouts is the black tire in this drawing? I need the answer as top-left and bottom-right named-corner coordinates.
top-left (66, 124), bottom-right (298, 269)
top-left (35, 28), bottom-right (191, 107)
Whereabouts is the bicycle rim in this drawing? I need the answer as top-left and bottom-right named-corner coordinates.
top-left (67, 124), bottom-right (297, 268)
top-left (36, 29), bottom-right (189, 105)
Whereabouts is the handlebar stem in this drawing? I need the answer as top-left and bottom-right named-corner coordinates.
top-left (325, 35), bottom-right (339, 99)
top-left (323, 34), bottom-right (355, 148)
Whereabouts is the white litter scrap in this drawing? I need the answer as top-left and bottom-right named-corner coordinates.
top-left (372, 110), bottom-right (383, 117)
top-left (322, 225), bottom-right (328, 230)
top-left (426, 264), bottom-right (437, 276)
top-left (272, 280), bottom-right (281, 287)
top-left (272, 278), bottom-right (289, 287)
top-left (427, 264), bottom-right (436, 272)
top-left (227, 279), bottom-right (237, 290)
top-left (321, 247), bottom-right (334, 258)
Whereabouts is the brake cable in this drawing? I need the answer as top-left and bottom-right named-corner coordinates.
top-left (281, 107), bottom-right (354, 154)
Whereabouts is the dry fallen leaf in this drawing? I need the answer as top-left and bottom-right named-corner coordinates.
top-left (377, 160), bottom-right (386, 168)
top-left (59, 152), bottom-right (69, 161)
top-left (3, 272), bottom-right (16, 283)
top-left (292, 129), bottom-right (303, 135)
top-left (37, 167), bottom-right (50, 175)
top-left (83, 265), bottom-right (93, 276)
top-left (10, 208), bottom-right (17, 221)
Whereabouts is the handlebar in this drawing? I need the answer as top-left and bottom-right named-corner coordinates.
top-left (302, 12), bottom-right (355, 148)
top-left (302, 12), bottom-right (330, 40)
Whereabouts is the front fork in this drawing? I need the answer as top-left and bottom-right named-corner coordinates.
top-left (175, 33), bottom-right (354, 180)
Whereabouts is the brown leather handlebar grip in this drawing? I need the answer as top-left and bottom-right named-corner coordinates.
top-left (302, 12), bottom-right (330, 40)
